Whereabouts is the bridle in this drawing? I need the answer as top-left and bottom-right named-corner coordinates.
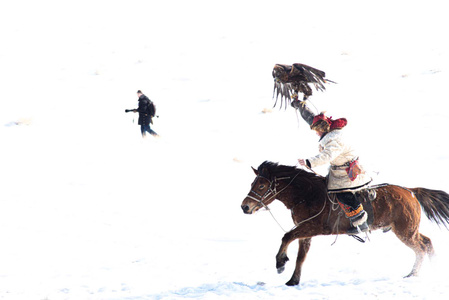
top-left (246, 173), bottom-right (300, 212)
top-left (245, 174), bottom-right (294, 232)
top-left (246, 175), bottom-right (277, 207)
top-left (245, 170), bottom-right (328, 233)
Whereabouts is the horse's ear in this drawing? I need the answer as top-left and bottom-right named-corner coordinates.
top-left (251, 166), bottom-right (259, 175)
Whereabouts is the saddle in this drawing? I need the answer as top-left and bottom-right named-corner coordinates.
top-left (355, 187), bottom-right (378, 227)
top-left (328, 184), bottom-right (389, 233)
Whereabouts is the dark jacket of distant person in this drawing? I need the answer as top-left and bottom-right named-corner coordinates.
top-left (137, 93), bottom-right (155, 126)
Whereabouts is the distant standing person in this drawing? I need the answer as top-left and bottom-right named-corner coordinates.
top-left (126, 90), bottom-right (158, 138)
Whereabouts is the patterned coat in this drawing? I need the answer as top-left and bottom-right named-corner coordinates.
top-left (307, 129), bottom-right (372, 192)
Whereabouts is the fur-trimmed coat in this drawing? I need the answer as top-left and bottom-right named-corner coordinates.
top-left (307, 129), bottom-right (372, 192)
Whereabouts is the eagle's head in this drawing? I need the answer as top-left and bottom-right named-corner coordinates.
top-left (272, 64), bottom-right (290, 83)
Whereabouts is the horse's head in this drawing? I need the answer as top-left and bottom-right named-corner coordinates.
top-left (241, 165), bottom-right (277, 214)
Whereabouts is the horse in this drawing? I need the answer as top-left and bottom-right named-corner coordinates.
top-left (240, 161), bottom-right (449, 286)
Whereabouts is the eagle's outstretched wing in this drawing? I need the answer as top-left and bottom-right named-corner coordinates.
top-left (272, 63), bottom-right (334, 108)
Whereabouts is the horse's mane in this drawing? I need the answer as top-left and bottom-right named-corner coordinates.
top-left (258, 161), bottom-right (328, 205)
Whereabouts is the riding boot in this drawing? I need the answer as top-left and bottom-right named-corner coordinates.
top-left (347, 210), bottom-right (369, 235)
top-left (336, 192), bottom-right (369, 235)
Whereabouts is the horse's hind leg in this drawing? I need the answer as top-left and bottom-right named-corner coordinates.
top-left (285, 238), bottom-right (312, 286)
top-left (395, 229), bottom-right (434, 277)
top-left (421, 233), bottom-right (435, 257)
top-left (408, 233), bottom-right (434, 277)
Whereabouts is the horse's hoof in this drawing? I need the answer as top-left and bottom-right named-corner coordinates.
top-left (404, 272), bottom-right (418, 278)
top-left (276, 255), bottom-right (289, 273)
top-left (285, 278), bottom-right (299, 286)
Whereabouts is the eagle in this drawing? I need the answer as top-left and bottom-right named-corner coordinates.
top-left (272, 63), bottom-right (335, 109)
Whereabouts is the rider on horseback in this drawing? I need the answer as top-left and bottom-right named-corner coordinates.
top-left (294, 97), bottom-right (372, 234)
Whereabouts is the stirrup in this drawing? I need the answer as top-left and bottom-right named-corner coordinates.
top-left (347, 221), bottom-right (369, 235)
top-left (382, 226), bottom-right (392, 233)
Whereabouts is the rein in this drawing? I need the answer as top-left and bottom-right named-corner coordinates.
top-left (247, 173), bottom-right (301, 208)
top-left (246, 174), bottom-right (301, 232)
top-left (291, 195), bottom-right (327, 231)
top-left (246, 169), bottom-right (327, 233)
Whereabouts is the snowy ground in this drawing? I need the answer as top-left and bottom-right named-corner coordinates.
top-left (1, 0), bottom-right (449, 299)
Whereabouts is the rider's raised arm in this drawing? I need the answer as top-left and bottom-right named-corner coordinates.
top-left (291, 99), bottom-right (315, 126)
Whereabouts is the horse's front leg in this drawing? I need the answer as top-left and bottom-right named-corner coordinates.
top-left (276, 226), bottom-right (314, 286)
top-left (276, 226), bottom-right (311, 270)
top-left (275, 230), bottom-right (296, 274)
top-left (285, 238), bottom-right (312, 286)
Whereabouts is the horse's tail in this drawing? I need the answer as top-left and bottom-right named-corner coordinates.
top-left (410, 187), bottom-right (449, 229)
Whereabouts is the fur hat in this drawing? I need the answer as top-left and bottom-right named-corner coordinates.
top-left (311, 112), bottom-right (347, 131)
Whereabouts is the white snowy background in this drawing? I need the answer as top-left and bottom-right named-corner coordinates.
top-left (1, 0), bottom-right (449, 299)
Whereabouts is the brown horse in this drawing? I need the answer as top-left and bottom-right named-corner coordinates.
top-left (241, 161), bottom-right (449, 286)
